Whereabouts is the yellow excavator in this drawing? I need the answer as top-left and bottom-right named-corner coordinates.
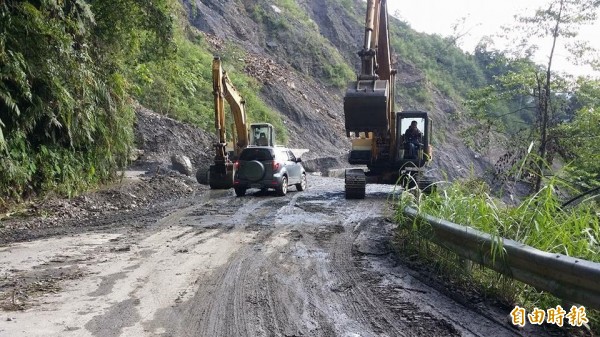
top-left (344, 0), bottom-right (433, 198)
top-left (204, 57), bottom-right (275, 189)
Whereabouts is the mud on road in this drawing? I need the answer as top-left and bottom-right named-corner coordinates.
top-left (1, 176), bottom-right (558, 337)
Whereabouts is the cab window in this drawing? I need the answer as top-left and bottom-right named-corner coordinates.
top-left (240, 148), bottom-right (274, 161)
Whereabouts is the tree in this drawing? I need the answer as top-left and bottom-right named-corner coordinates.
top-left (468, 0), bottom-right (600, 193)
top-left (0, 0), bottom-right (174, 202)
top-left (555, 78), bottom-right (600, 188)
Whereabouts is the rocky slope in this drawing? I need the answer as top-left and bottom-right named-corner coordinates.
top-left (150, 0), bottom-right (494, 181)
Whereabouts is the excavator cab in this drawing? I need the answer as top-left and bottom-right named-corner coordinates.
top-left (395, 111), bottom-right (432, 168)
top-left (249, 123), bottom-right (275, 147)
top-left (394, 111), bottom-right (434, 192)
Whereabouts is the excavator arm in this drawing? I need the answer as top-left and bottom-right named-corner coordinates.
top-left (208, 57), bottom-right (275, 189)
top-left (222, 69), bottom-right (250, 154)
top-left (345, 0), bottom-right (396, 145)
top-left (344, 0), bottom-right (433, 199)
top-left (344, 0), bottom-right (396, 198)
top-left (212, 57), bottom-right (250, 164)
top-left (209, 57), bottom-right (250, 189)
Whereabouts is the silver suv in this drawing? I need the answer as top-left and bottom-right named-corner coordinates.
top-left (233, 146), bottom-right (307, 197)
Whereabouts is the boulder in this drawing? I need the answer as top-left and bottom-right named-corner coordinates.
top-left (171, 154), bottom-right (193, 176)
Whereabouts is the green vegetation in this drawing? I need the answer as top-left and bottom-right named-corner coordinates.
top-left (248, 2), bottom-right (354, 89)
top-left (389, 21), bottom-right (488, 104)
top-left (132, 34), bottom-right (213, 128)
top-left (555, 79), bottom-right (600, 189)
top-left (337, 0), bottom-right (355, 12)
top-left (273, 0), bottom-right (316, 28)
top-left (250, 4), bottom-right (291, 32)
top-left (469, 0), bottom-right (600, 192)
top-left (131, 27), bottom-right (288, 142)
top-left (0, 0), bottom-right (172, 202)
top-left (397, 178), bottom-right (599, 262)
top-left (0, 0), bottom-right (288, 206)
top-left (397, 84), bottom-right (433, 108)
top-left (395, 177), bottom-right (599, 330)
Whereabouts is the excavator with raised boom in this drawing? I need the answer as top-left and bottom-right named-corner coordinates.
top-left (202, 57), bottom-right (276, 189)
top-left (344, 0), bottom-right (434, 199)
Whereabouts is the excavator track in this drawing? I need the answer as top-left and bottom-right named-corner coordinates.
top-left (345, 169), bottom-right (366, 199)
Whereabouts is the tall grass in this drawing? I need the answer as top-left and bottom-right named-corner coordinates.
top-left (397, 177), bottom-right (599, 263)
top-left (394, 176), bottom-right (599, 331)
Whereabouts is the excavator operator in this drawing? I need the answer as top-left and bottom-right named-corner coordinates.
top-left (404, 121), bottom-right (422, 159)
top-left (256, 132), bottom-right (269, 146)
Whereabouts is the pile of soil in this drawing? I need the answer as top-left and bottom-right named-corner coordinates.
top-left (0, 105), bottom-right (215, 244)
top-left (0, 172), bottom-right (206, 244)
top-left (132, 105), bottom-right (216, 174)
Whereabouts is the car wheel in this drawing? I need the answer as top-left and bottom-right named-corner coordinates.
top-left (276, 176), bottom-right (288, 196)
top-left (234, 187), bottom-right (247, 197)
top-left (296, 173), bottom-right (307, 191)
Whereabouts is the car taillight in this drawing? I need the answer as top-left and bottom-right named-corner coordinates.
top-left (234, 161), bottom-right (240, 170)
top-left (272, 161), bottom-right (281, 171)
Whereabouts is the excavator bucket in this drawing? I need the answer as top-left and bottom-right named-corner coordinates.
top-left (344, 80), bottom-right (389, 135)
top-left (208, 163), bottom-right (235, 189)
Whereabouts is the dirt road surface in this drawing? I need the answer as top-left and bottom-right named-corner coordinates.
top-left (1, 176), bottom-right (557, 337)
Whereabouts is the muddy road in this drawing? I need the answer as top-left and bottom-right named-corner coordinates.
top-left (1, 176), bottom-right (555, 337)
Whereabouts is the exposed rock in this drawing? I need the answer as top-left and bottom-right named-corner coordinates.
top-left (171, 155), bottom-right (193, 176)
top-left (182, 0), bottom-right (494, 183)
top-left (133, 105), bottom-right (214, 173)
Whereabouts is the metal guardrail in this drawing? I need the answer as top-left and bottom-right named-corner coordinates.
top-left (403, 207), bottom-right (600, 309)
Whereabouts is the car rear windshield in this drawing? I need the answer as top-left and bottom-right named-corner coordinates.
top-left (239, 148), bottom-right (274, 161)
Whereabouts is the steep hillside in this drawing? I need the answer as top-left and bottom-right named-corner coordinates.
top-left (182, 0), bottom-right (493, 180)
top-left (182, 0), bottom-right (352, 161)
top-left (0, 0), bottom-right (499, 204)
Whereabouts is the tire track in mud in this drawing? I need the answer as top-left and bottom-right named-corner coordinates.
top-left (146, 194), bottom-right (284, 336)
top-left (147, 177), bottom-right (550, 337)
top-left (326, 210), bottom-right (459, 337)
top-left (2, 177), bottom-right (560, 337)
top-left (149, 180), bottom-right (439, 336)
top-left (293, 196), bottom-right (426, 337)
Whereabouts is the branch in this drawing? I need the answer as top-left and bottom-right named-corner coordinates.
top-left (494, 106), bottom-right (538, 119)
top-left (562, 185), bottom-right (600, 207)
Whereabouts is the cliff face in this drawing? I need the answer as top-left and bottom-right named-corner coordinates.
top-left (183, 0), bottom-right (492, 180)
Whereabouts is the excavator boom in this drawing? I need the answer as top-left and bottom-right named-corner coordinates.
top-left (345, 0), bottom-right (395, 136)
top-left (213, 57), bottom-right (250, 160)
top-left (222, 72), bottom-right (250, 152)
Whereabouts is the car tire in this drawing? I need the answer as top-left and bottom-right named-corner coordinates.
top-left (234, 187), bottom-right (247, 197)
top-left (276, 176), bottom-right (288, 196)
top-left (296, 173), bottom-right (307, 191)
